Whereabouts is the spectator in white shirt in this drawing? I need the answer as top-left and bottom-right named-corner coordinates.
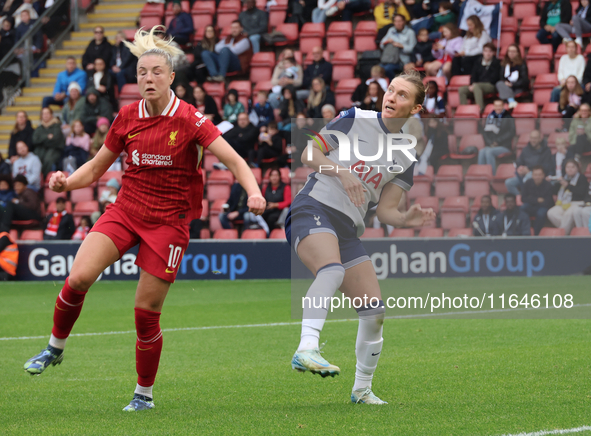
top-left (551, 40), bottom-right (586, 101)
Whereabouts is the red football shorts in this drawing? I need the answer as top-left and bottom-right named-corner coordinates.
top-left (90, 203), bottom-right (190, 283)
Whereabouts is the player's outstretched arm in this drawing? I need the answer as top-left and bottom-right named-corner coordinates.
top-left (49, 145), bottom-right (120, 193)
top-left (376, 183), bottom-right (436, 228)
top-left (207, 136), bottom-right (266, 215)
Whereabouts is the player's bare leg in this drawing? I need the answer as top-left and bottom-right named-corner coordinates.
top-left (24, 233), bottom-right (120, 375)
top-left (340, 261), bottom-right (387, 404)
top-left (123, 270), bottom-right (171, 412)
top-left (291, 233), bottom-right (343, 377)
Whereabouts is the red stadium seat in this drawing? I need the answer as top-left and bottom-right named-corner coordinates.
top-left (44, 189), bottom-right (66, 204)
top-left (539, 227), bottom-right (566, 237)
top-left (389, 228), bottom-right (414, 237)
top-left (207, 170), bottom-right (234, 186)
top-left (447, 75), bottom-right (471, 108)
top-left (409, 166), bottom-right (434, 200)
top-left (140, 3), bottom-right (164, 17)
top-left (227, 80), bottom-right (252, 99)
top-left (335, 78), bottom-right (361, 109)
top-left (447, 228), bottom-right (472, 237)
top-left (241, 229), bottom-right (268, 239)
top-left (326, 21), bottom-right (352, 52)
top-left (331, 50), bottom-right (357, 82)
top-left (450, 134), bottom-right (485, 160)
top-left (499, 31), bottom-right (515, 48)
top-left (254, 80), bottom-right (273, 93)
top-left (120, 84), bottom-right (141, 99)
top-left (99, 170), bottom-right (123, 186)
top-left (440, 196), bottom-right (469, 230)
top-left (213, 229), bottom-right (239, 239)
top-left (526, 59), bottom-right (551, 77)
top-left (501, 16), bottom-right (518, 33)
top-left (533, 88), bottom-right (554, 106)
top-left (203, 82), bottom-right (225, 99)
top-left (453, 105), bottom-right (481, 136)
top-left (200, 229), bottom-right (211, 239)
top-left (434, 165), bottom-right (463, 198)
top-left (511, 103), bottom-right (538, 136)
top-left (70, 187), bottom-right (95, 204)
top-left (139, 16), bottom-right (162, 30)
top-left (9, 229), bottom-right (18, 241)
top-left (20, 230), bottom-right (44, 241)
top-left (203, 153), bottom-right (219, 172)
top-left (200, 199), bottom-right (209, 220)
top-left (251, 167), bottom-right (262, 185)
top-left (513, 2), bottom-right (537, 19)
top-left (300, 23), bottom-right (325, 54)
top-left (293, 166), bottom-right (313, 184)
top-left (353, 20), bottom-right (377, 51)
top-left (491, 163), bottom-right (516, 193)
top-left (464, 164), bottom-right (492, 198)
top-left (540, 102), bottom-right (563, 134)
top-left (192, 0), bottom-right (215, 13)
top-left (270, 228), bottom-right (286, 239)
top-left (73, 201), bottom-right (99, 217)
top-left (249, 52), bottom-right (275, 82)
top-left (414, 197), bottom-right (439, 228)
top-left (423, 76), bottom-right (446, 97)
top-left (360, 227), bottom-right (385, 238)
top-left (269, 9), bottom-right (287, 29)
top-left (206, 185), bottom-right (231, 202)
top-left (527, 44), bottom-right (553, 61)
top-left (418, 228), bottom-right (444, 237)
top-left (570, 227), bottom-right (591, 236)
top-left (273, 23), bottom-right (299, 46)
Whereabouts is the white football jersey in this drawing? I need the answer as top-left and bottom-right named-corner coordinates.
top-left (299, 108), bottom-right (415, 236)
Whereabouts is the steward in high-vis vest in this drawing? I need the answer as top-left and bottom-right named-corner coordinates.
top-left (0, 231), bottom-right (18, 280)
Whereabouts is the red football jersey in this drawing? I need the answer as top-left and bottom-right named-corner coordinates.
top-left (104, 91), bottom-right (221, 225)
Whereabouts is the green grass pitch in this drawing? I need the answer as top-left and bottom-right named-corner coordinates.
top-left (1, 277), bottom-right (590, 436)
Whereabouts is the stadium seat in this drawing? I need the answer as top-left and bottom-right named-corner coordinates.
top-left (491, 163), bottom-right (516, 193)
top-left (447, 75), bottom-right (471, 108)
top-left (293, 166), bottom-right (314, 184)
top-left (192, 0), bottom-right (215, 13)
top-left (414, 197), bottom-right (439, 228)
top-left (200, 199), bottom-right (209, 220)
top-left (499, 31), bottom-right (515, 48)
top-left (440, 196), bottom-right (469, 230)
top-left (203, 82), bottom-right (225, 99)
top-left (9, 229), bottom-right (18, 241)
top-left (200, 229), bottom-right (211, 239)
top-left (207, 170), bottom-right (234, 186)
top-left (241, 229), bottom-right (268, 239)
top-left (335, 78), bottom-right (361, 109)
top-left (447, 228), bottom-right (472, 237)
top-left (300, 23), bottom-right (325, 54)
top-left (453, 105), bottom-right (481, 136)
top-left (140, 3), bottom-right (165, 17)
top-left (360, 227), bottom-right (385, 238)
top-left (254, 81), bottom-right (273, 93)
top-left (464, 164), bottom-right (492, 198)
top-left (269, 9), bottom-right (287, 29)
top-left (501, 16), bottom-right (517, 33)
top-left (539, 227), bottom-right (566, 237)
top-left (227, 80), bottom-right (252, 99)
top-left (213, 229), bottom-right (239, 239)
top-left (20, 230), bottom-right (44, 241)
top-left (46, 200), bottom-right (72, 214)
top-left (409, 165), bottom-right (434, 199)
top-left (73, 201), bottom-right (99, 217)
top-left (120, 84), bottom-right (141, 99)
top-left (526, 45), bottom-right (552, 77)
top-left (539, 102), bottom-right (562, 134)
top-left (326, 21), bottom-right (352, 52)
top-left (44, 189), bottom-right (66, 204)
top-left (513, 1), bottom-right (537, 20)
top-left (206, 185), bottom-right (231, 202)
top-left (418, 228), bottom-right (444, 238)
top-left (450, 134), bottom-right (485, 160)
top-left (470, 194), bottom-right (499, 218)
top-left (519, 17), bottom-right (541, 47)
top-left (353, 20), bottom-right (377, 51)
top-left (331, 50), bottom-right (357, 82)
top-left (389, 228), bottom-right (414, 237)
top-left (516, 133), bottom-right (530, 154)
top-left (70, 187), bottom-right (95, 204)
top-left (423, 76), bottom-right (446, 96)
top-left (251, 167), bottom-right (262, 185)
top-left (533, 88), bottom-right (554, 106)
top-left (270, 228), bottom-right (286, 239)
top-left (139, 16), bottom-right (162, 29)
top-left (511, 103), bottom-right (538, 136)
top-left (273, 23), bottom-right (299, 46)
top-left (203, 153), bottom-right (219, 172)
top-left (99, 170), bottom-right (123, 186)
top-left (249, 52), bottom-right (275, 83)
top-left (434, 165), bottom-right (463, 198)
top-left (570, 227), bottom-right (591, 236)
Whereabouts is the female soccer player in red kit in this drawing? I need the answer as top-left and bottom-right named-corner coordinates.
top-left (23, 27), bottom-right (266, 412)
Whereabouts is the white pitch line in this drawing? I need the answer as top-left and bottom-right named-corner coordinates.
top-left (497, 425), bottom-right (591, 436)
top-left (1, 304), bottom-right (590, 342)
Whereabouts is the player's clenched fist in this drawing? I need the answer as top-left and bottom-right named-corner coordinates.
top-left (49, 171), bottom-right (68, 193)
top-left (247, 194), bottom-right (266, 215)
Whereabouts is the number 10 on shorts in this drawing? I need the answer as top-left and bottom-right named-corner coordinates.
top-left (168, 245), bottom-right (183, 270)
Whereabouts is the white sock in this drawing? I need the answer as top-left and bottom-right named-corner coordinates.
top-left (49, 334), bottom-right (67, 350)
top-left (353, 302), bottom-right (385, 391)
top-left (298, 263), bottom-right (345, 351)
top-left (134, 384), bottom-right (153, 399)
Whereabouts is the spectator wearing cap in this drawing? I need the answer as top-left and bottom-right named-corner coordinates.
top-left (0, 174), bottom-right (42, 232)
top-left (82, 26), bottom-right (113, 71)
top-left (74, 88), bottom-right (113, 135)
top-left (201, 20), bottom-right (253, 82)
top-left (239, 0), bottom-right (268, 53)
top-left (12, 141), bottom-right (42, 191)
top-left (167, 0), bottom-right (194, 46)
top-left (61, 82), bottom-right (84, 137)
top-left (42, 56), bottom-right (87, 109)
top-left (91, 117), bottom-right (111, 158)
top-left (43, 197), bottom-right (75, 240)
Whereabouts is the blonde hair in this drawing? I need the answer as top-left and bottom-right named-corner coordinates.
top-left (124, 25), bottom-right (184, 72)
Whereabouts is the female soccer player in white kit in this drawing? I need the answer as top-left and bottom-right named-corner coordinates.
top-left (286, 70), bottom-right (436, 404)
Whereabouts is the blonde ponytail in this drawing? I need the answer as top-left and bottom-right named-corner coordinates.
top-left (123, 25), bottom-right (184, 71)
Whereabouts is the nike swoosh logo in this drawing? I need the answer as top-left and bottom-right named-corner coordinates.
top-left (137, 346), bottom-right (153, 351)
top-left (128, 133), bottom-right (140, 139)
top-left (371, 352), bottom-right (381, 356)
top-left (55, 303), bottom-right (67, 312)
top-left (308, 357), bottom-right (329, 367)
top-left (165, 268), bottom-right (175, 274)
